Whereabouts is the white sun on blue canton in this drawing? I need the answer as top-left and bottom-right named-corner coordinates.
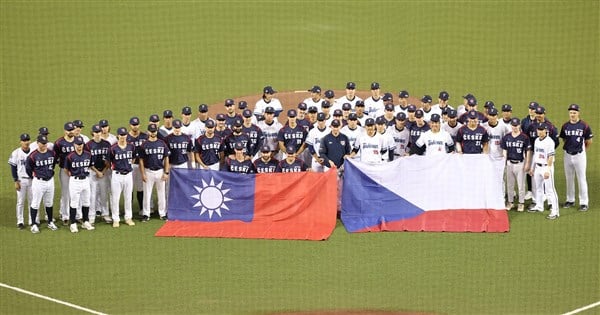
top-left (191, 177), bottom-right (232, 219)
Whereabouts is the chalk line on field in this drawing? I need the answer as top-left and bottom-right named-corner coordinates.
top-left (561, 300), bottom-right (600, 315)
top-left (0, 282), bottom-right (107, 315)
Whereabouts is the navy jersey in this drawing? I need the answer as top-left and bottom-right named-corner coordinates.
top-left (458, 111), bottom-right (488, 124)
top-left (253, 158), bottom-right (279, 173)
top-left (26, 149), bottom-right (57, 179)
top-left (242, 124), bottom-right (264, 156)
top-left (277, 124), bottom-right (308, 152)
top-left (276, 158), bottom-right (307, 173)
top-left (165, 133), bottom-right (193, 165)
top-left (223, 133), bottom-right (251, 156)
top-left (527, 120), bottom-right (559, 148)
top-left (408, 122), bottom-right (430, 155)
top-left (126, 132), bottom-right (149, 164)
top-left (66, 151), bottom-right (92, 177)
top-left (224, 114), bottom-right (242, 130)
top-left (214, 127), bottom-right (233, 140)
top-left (500, 132), bottom-right (531, 161)
top-left (86, 139), bottom-right (111, 171)
top-left (456, 125), bottom-right (490, 154)
top-left (320, 132), bottom-right (352, 168)
top-left (139, 139), bottom-right (170, 170)
top-left (296, 118), bottom-right (313, 132)
top-left (225, 157), bottom-right (255, 174)
top-left (195, 135), bottom-right (223, 166)
top-left (109, 143), bottom-right (135, 173)
top-left (377, 115), bottom-right (396, 127)
top-left (520, 116), bottom-right (535, 136)
top-left (560, 120), bottom-right (593, 154)
top-left (54, 137), bottom-right (75, 168)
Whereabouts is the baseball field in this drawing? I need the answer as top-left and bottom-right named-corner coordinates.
top-left (1, 1), bottom-right (598, 314)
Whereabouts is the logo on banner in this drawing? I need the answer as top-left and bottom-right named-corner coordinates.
top-left (191, 177), bottom-right (233, 219)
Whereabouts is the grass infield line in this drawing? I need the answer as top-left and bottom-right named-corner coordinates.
top-left (0, 282), bottom-right (108, 315)
top-left (561, 300), bottom-right (600, 315)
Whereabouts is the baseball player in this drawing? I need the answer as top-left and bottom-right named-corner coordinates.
top-left (483, 107), bottom-right (511, 194)
top-left (378, 104), bottom-right (396, 127)
top-left (277, 109), bottom-right (308, 159)
top-left (324, 90), bottom-right (340, 112)
top-left (126, 116), bottom-right (149, 214)
top-left (305, 106), bottom-right (318, 126)
top-left (30, 127), bottom-right (54, 152)
top-left (395, 90), bottom-right (410, 115)
top-left (9, 133), bottom-right (34, 228)
top-left (26, 135), bottom-right (59, 233)
top-left (86, 124), bottom-right (111, 225)
top-left (225, 142), bottom-right (256, 174)
top-left (388, 112), bottom-right (410, 159)
top-left (442, 109), bottom-right (463, 142)
top-left (72, 120), bottom-right (90, 143)
top-left (340, 113), bottom-right (363, 159)
top-left (364, 82), bottom-right (384, 118)
top-left (253, 145), bottom-right (279, 173)
top-left (320, 100), bottom-right (333, 124)
top-left (256, 106), bottom-right (283, 159)
top-left (109, 127), bottom-right (136, 227)
top-left (432, 91), bottom-right (453, 115)
top-left (559, 104), bottom-right (593, 211)
top-left (420, 95), bottom-right (441, 122)
top-left (458, 97), bottom-right (487, 124)
top-left (501, 118), bottom-right (532, 211)
top-left (189, 104), bottom-right (211, 140)
top-left (320, 119), bottom-right (352, 169)
top-left (180, 106), bottom-right (199, 142)
top-left (528, 123), bottom-right (560, 219)
top-left (195, 120), bottom-right (224, 170)
top-left (455, 111), bottom-right (490, 154)
top-left (408, 110), bottom-right (431, 156)
top-left (303, 86), bottom-right (323, 113)
top-left (328, 109), bottom-right (344, 128)
top-left (405, 105), bottom-right (418, 130)
top-left (340, 103), bottom-right (352, 123)
top-left (65, 136), bottom-right (94, 233)
top-left (295, 103), bottom-right (313, 133)
top-left (223, 118), bottom-right (251, 157)
top-left (353, 101), bottom-right (368, 126)
top-left (139, 124), bottom-right (170, 221)
top-left (213, 113), bottom-right (231, 140)
top-left (336, 82), bottom-right (362, 110)
top-left (223, 99), bottom-right (241, 129)
top-left (415, 114), bottom-right (454, 155)
top-left (254, 86), bottom-right (283, 121)
top-left (54, 122), bottom-right (76, 224)
top-left (99, 119), bottom-right (117, 145)
top-left (527, 106), bottom-right (559, 148)
top-left (375, 117), bottom-right (396, 162)
top-left (241, 109), bottom-right (264, 160)
top-left (457, 93), bottom-right (475, 117)
top-left (521, 102), bottom-right (541, 201)
top-left (165, 119), bottom-right (194, 169)
top-left (500, 104), bottom-right (514, 128)
top-left (348, 118), bottom-right (389, 164)
top-left (158, 110), bottom-right (175, 140)
top-left (275, 145), bottom-right (308, 173)
top-left (305, 113), bottom-right (330, 172)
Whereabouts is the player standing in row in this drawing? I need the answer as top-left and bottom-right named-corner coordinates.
top-left (65, 136), bottom-right (94, 233)
top-left (388, 113), bottom-right (410, 159)
top-left (226, 142), bottom-right (256, 174)
top-left (442, 109), bottom-right (462, 142)
top-left (30, 127), bottom-right (53, 152)
top-left (304, 86), bottom-right (323, 113)
top-left (483, 107), bottom-right (511, 194)
top-left (109, 127), bottom-right (136, 227)
top-left (278, 109), bottom-right (308, 159)
top-left (195, 120), bottom-right (224, 170)
top-left (54, 122), bottom-right (76, 225)
top-left (349, 118), bottom-right (390, 164)
top-left (256, 106), bottom-right (282, 158)
top-left (432, 91), bottom-right (453, 116)
top-left (179, 106), bottom-right (197, 141)
top-left (521, 102), bottom-right (539, 200)
top-left (158, 110), bottom-right (174, 140)
top-left (127, 116), bottom-right (148, 214)
top-left (9, 133), bottom-right (33, 228)
top-left (408, 110), bottom-right (430, 156)
top-left (223, 99), bottom-right (240, 129)
top-left (500, 104), bottom-right (514, 128)
top-left (340, 113), bottom-right (363, 155)
top-left (455, 111), bottom-right (490, 154)
top-left (501, 118), bottom-right (531, 212)
top-left (165, 119), bottom-right (194, 169)
top-left (336, 82), bottom-right (362, 110)
top-left (323, 90), bottom-right (339, 112)
top-left (26, 135), bottom-right (59, 233)
top-left (276, 145), bottom-right (307, 172)
top-left (305, 113), bottom-right (329, 172)
top-left (365, 82), bottom-right (384, 118)
top-left (559, 104), bottom-right (593, 211)
top-left (528, 123), bottom-right (560, 219)
top-left (254, 146), bottom-right (279, 173)
top-left (86, 124), bottom-right (111, 225)
top-left (254, 86), bottom-right (283, 122)
top-left (139, 124), bottom-right (170, 222)
top-left (375, 117), bottom-right (396, 162)
top-left (190, 104), bottom-right (210, 139)
top-left (415, 114), bottom-right (454, 155)
top-left (241, 109), bottom-right (264, 160)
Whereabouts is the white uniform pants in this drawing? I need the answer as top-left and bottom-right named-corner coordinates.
top-left (59, 169), bottom-right (70, 220)
top-left (69, 177), bottom-right (91, 209)
top-left (506, 161), bottom-right (526, 204)
top-left (15, 178), bottom-right (33, 225)
top-left (89, 172), bottom-right (110, 222)
top-left (143, 169), bottom-right (166, 217)
top-left (30, 177), bottom-right (55, 210)
top-left (563, 150), bottom-right (588, 206)
top-left (533, 164), bottom-right (559, 216)
top-left (111, 172), bottom-right (133, 222)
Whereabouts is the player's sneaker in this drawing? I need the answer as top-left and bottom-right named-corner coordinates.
top-left (505, 203), bottom-right (513, 211)
top-left (48, 222), bottom-right (58, 231)
top-left (527, 206), bottom-right (543, 213)
top-left (579, 205), bottom-right (588, 212)
top-left (524, 191), bottom-right (533, 200)
top-left (517, 204), bottom-right (525, 212)
top-left (62, 219), bottom-right (69, 226)
top-left (112, 221), bottom-right (120, 228)
top-left (160, 216), bottom-right (168, 221)
top-left (69, 223), bottom-right (79, 233)
top-left (546, 214), bottom-right (559, 220)
top-left (141, 215), bottom-right (150, 222)
top-left (82, 221), bottom-right (95, 231)
top-left (30, 224), bottom-right (40, 234)
top-left (125, 219), bottom-right (135, 226)
top-left (17, 223), bottom-right (25, 230)
top-left (563, 201), bottom-right (575, 208)
top-left (103, 216), bottom-right (113, 224)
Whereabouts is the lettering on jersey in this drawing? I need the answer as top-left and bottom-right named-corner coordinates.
top-left (462, 133), bottom-right (484, 141)
top-left (114, 151), bottom-right (133, 160)
top-left (71, 160), bottom-right (91, 168)
top-left (201, 142), bottom-right (221, 150)
top-left (90, 148), bottom-right (109, 157)
top-left (169, 142), bottom-right (189, 150)
top-left (229, 165), bottom-right (251, 173)
top-left (281, 166), bottom-right (304, 173)
top-left (256, 165), bottom-right (277, 173)
top-left (36, 157), bottom-right (55, 167)
top-left (564, 129), bottom-right (584, 137)
top-left (427, 140), bottom-right (444, 146)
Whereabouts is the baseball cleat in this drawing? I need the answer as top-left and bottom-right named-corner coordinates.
top-left (69, 223), bottom-right (79, 233)
top-left (563, 201), bottom-right (575, 208)
top-left (546, 214), bottom-right (559, 220)
top-left (505, 203), bottom-right (514, 211)
top-left (48, 222), bottom-right (58, 231)
top-left (579, 205), bottom-right (588, 212)
top-left (517, 204), bottom-right (525, 212)
top-left (160, 216), bottom-right (168, 221)
top-left (524, 191), bottom-right (533, 200)
top-left (30, 225), bottom-right (40, 234)
top-left (103, 216), bottom-right (113, 224)
top-left (125, 219), bottom-right (136, 226)
top-left (17, 223), bottom-right (25, 230)
top-left (140, 215), bottom-right (150, 222)
top-left (82, 221), bottom-right (95, 230)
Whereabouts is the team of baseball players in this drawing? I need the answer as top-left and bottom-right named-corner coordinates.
top-left (9, 83), bottom-right (594, 233)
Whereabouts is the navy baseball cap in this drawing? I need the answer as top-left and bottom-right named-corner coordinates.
top-left (38, 127), bottom-right (49, 135)
top-left (535, 106), bottom-right (546, 114)
top-left (307, 106), bottom-right (318, 113)
top-left (399, 90), bottom-right (409, 98)
top-left (463, 93), bottom-right (475, 99)
top-left (265, 106), bottom-right (275, 114)
top-left (537, 123), bottom-right (548, 130)
top-left (73, 136), bottom-right (85, 145)
top-left (484, 101), bottom-right (495, 109)
top-left (224, 99), bottom-right (235, 106)
top-left (92, 124), bottom-right (102, 133)
top-left (182, 106), bottom-right (192, 115)
top-left (37, 135), bottom-right (48, 144)
top-left (205, 120), bottom-right (215, 128)
top-left (285, 145), bottom-right (296, 154)
top-left (467, 98), bottom-right (478, 106)
top-left (238, 100), bottom-right (248, 109)
top-left (415, 110), bottom-right (424, 118)
top-left (321, 100), bottom-right (331, 108)
top-left (216, 113), bottom-right (226, 121)
top-left (348, 113), bottom-right (358, 120)
top-left (385, 103), bottom-right (395, 111)
top-left (528, 102), bottom-right (539, 109)
top-left (365, 118), bottom-right (376, 126)
top-left (330, 119), bottom-right (341, 127)
top-left (163, 110), bottom-right (173, 118)
top-left (370, 82), bottom-right (380, 90)
top-left (130, 117), bottom-right (140, 125)
top-left (308, 85), bottom-right (321, 93)
top-left (421, 95), bottom-right (433, 103)
top-left (396, 112), bottom-right (407, 121)
top-left (64, 122), bottom-right (75, 131)
top-left (263, 86), bottom-right (276, 94)
top-left (99, 119), bottom-right (109, 127)
top-left (242, 109), bottom-right (253, 118)
top-left (342, 103), bottom-right (352, 111)
top-left (287, 109), bottom-right (297, 117)
top-left (439, 91), bottom-right (450, 101)
top-left (260, 145), bottom-right (271, 153)
top-left (447, 109), bottom-right (458, 118)
top-left (172, 119), bottom-right (182, 128)
top-left (488, 107), bottom-right (498, 116)
top-left (233, 118), bottom-right (243, 127)
top-left (568, 103), bottom-right (580, 111)
top-left (317, 112), bottom-right (326, 121)
top-left (467, 110), bottom-right (478, 120)
top-left (355, 100), bottom-right (365, 107)
top-left (407, 104), bottom-right (417, 112)
top-left (510, 118), bottom-right (521, 126)
top-left (324, 90), bottom-right (335, 99)
top-left (20, 133), bottom-right (30, 141)
top-left (333, 109), bottom-right (343, 117)
top-left (375, 117), bottom-right (386, 125)
top-left (73, 120), bottom-right (84, 128)
top-left (147, 124), bottom-right (158, 132)
top-left (198, 104), bottom-right (209, 112)
top-left (297, 102), bottom-right (307, 111)
top-left (149, 114), bottom-right (160, 123)
top-left (430, 114), bottom-right (441, 123)
top-left (117, 127), bottom-right (128, 135)
top-left (346, 82), bottom-right (356, 89)
top-left (502, 104), bottom-right (512, 112)
top-left (383, 92), bottom-right (393, 101)
top-left (234, 142), bottom-right (244, 151)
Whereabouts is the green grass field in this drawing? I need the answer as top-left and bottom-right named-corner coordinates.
top-left (1, 1), bottom-right (598, 314)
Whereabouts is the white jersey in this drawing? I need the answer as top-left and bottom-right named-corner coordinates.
top-left (533, 135), bottom-right (555, 165)
top-left (364, 96), bottom-right (384, 118)
top-left (442, 121), bottom-right (463, 141)
top-left (306, 126), bottom-right (329, 158)
top-left (394, 105), bottom-right (408, 117)
top-left (8, 147), bottom-right (32, 179)
top-left (431, 104), bottom-right (454, 113)
top-left (102, 134), bottom-right (117, 145)
top-left (341, 125), bottom-right (363, 158)
top-left (387, 125), bottom-right (410, 157)
top-left (415, 129), bottom-right (454, 156)
top-left (378, 130), bottom-right (396, 161)
top-left (180, 121), bottom-right (199, 141)
top-left (483, 122), bottom-right (511, 159)
top-left (421, 107), bottom-right (442, 123)
top-left (499, 118), bottom-right (513, 129)
top-left (254, 98), bottom-right (283, 117)
top-left (30, 141), bottom-right (54, 152)
top-left (336, 95), bottom-right (363, 110)
top-left (355, 114), bottom-right (369, 127)
top-left (353, 132), bottom-right (386, 164)
top-left (257, 120), bottom-right (283, 152)
top-left (302, 97), bottom-right (323, 113)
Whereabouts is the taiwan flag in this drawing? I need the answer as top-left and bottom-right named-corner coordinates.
top-left (341, 155), bottom-right (509, 233)
top-left (155, 167), bottom-right (338, 240)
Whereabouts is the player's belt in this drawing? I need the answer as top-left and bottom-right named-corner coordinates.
top-left (566, 150), bottom-right (582, 155)
top-left (74, 176), bottom-right (87, 180)
top-left (508, 160), bottom-right (522, 164)
top-left (114, 171), bottom-right (130, 175)
top-left (21, 176), bottom-right (32, 179)
top-left (149, 168), bottom-right (162, 171)
top-left (35, 177), bottom-right (51, 181)
top-left (536, 163), bottom-right (547, 167)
